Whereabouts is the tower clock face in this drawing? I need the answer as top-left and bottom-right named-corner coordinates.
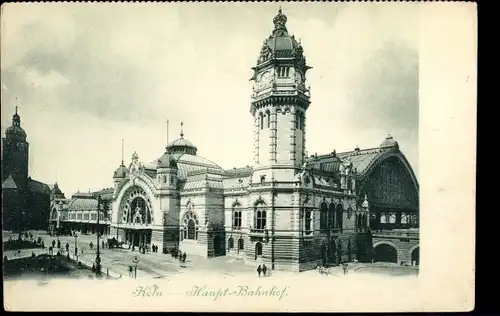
top-left (259, 70), bottom-right (273, 87)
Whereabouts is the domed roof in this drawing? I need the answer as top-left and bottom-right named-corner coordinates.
top-left (113, 163), bottom-right (129, 179)
top-left (157, 151), bottom-right (178, 169)
top-left (166, 122), bottom-right (198, 155)
top-left (5, 107), bottom-right (27, 141)
top-left (380, 134), bottom-right (399, 149)
top-left (256, 8), bottom-right (307, 63)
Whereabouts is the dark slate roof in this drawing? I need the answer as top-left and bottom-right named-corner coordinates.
top-left (92, 187), bottom-right (114, 201)
top-left (337, 147), bottom-right (392, 176)
top-left (2, 175), bottom-right (18, 190)
top-left (224, 166), bottom-right (253, 178)
top-left (28, 178), bottom-right (50, 194)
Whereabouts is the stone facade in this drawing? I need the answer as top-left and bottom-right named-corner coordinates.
top-left (101, 9), bottom-right (420, 272)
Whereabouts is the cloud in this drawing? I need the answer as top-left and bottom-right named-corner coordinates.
top-left (1, 3), bottom-right (419, 195)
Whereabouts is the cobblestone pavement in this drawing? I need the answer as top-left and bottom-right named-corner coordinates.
top-left (3, 231), bottom-right (418, 278)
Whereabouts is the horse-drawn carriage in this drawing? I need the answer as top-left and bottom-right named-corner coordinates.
top-left (107, 237), bottom-right (124, 249)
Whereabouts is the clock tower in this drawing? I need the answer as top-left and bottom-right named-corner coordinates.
top-left (250, 8), bottom-right (312, 182)
top-left (2, 106), bottom-right (29, 185)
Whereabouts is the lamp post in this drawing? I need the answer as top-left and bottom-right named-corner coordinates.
top-left (132, 256), bottom-right (139, 279)
top-left (93, 194), bottom-right (102, 276)
top-left (74, 232), bottom-right (79, 262)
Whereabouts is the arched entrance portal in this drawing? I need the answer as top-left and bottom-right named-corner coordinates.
top-left (411, 247), bottom-right (419, 266)
top-left (255, 242), bottom-right (263, 260)
top-left (373, 243), bottom-right (398, 263)
top-left (213, 235), bottom-right (224, 257)
top-left (119, 186), bottom-right (154, 249)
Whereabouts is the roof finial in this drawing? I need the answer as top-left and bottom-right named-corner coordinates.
top-left (121, 138), bottom-right (124, 165)
top-left (166, 119), bottom-right (170, 149)
top-left (15, 97), bottom-right (19, 114)
top-left (180, 121), bottom-right (184, 138)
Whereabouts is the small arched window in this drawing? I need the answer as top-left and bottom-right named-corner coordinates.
top-left (266, 111), bottom-right (271, 128)
top-left (260, 113), bottom-right (264, 130)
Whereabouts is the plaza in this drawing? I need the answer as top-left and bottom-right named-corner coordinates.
top-left (3, 230), bottom-right (418, 280)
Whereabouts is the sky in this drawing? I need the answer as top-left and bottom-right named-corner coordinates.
top-left (1, 2), bottom-right (419, 197)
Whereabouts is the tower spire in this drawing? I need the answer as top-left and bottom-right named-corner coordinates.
top-left (121, 138), bottom-right (124, 165)
top-left (180, 121), bottom-right (184, 138)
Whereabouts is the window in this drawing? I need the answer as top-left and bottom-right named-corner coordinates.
top-left (296, 112), bottom-right (304, 130)
top-left (320, 202), bottom-right (328, 230)
top-left (163, 175), bottom-right (167, 184)
top-left (277, 66), bottom-right (290, 78)
top-left (228, 237), bottom-right (234, 249)
top-left (401, 213), bottom-right (408, 224)
top-left (233, 210), bottom-right (242, 230)
top-left (182, 212), bottom-right (199, 240)
top-left (266, 111), bottom-right (271, 128)
top-left (328, 203), bottom-right (336, 228)
top-left (238, 238), bottom-right (244, 250)
top-left (256, 210), bottom-right (266, 230)
top-left (388, 213), bottom-right (396, 224)
top-left (380, 213), bottom-right (387, 223)
top-left (336, 204), bottom-right (344, 230)
top-left (303, 208), bottom-right (312, 235)
top-left (260, 113), bottom-right (264, 130)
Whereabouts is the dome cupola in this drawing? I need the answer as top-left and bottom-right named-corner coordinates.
top-left (254, 8), bottom-right (310, 68)
top-left (166, 122), bottom-right (198, 155)
top-left (5, 106), bottom-right (27, 141)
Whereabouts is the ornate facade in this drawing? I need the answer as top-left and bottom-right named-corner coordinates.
top-left (107, 9), bottom-right (419, 272)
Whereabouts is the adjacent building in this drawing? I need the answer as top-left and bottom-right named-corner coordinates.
top-left (2, 107), bottom-right (51, 232)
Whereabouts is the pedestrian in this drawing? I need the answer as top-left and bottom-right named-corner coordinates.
top-left (183, 252), bottom-right (187, 263)
top-left (257, 265), bottom-right (262, 278)
top-left (102, 241), bottom-right (105, 249)
top-left (129, 265), bottom-right (133, 277)
top-left (81, 247), bottom-right (84, 254)
top-left (41, 241), bottom-right (45, 249)
top-left (66, 243), bottom-right (70, 252)
top-left (342, 263), bottom-right (348, 275)
top-left (89, 241), bottom-right (93, 250)
top-left (57, 240), bottom-right (61, 249)
top-left (52, 240), bottom-right (56, 248)
top-left (262, 264), bottom-right (267, 277)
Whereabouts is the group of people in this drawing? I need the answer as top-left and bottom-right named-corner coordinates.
top-left (257, 264), bottom-right (268, 277)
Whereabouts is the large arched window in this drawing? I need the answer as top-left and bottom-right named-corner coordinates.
top-left (256, 209), bottom-right (266, 230)
top-left (303, 208), bottom-right (313, 235)
top-left (336, 204), bottom-right (344, 230)
top-left (182, 212), bottom-right (199, 240)
top-left (233, 210), bottom-right (242, 229)
top-left (328, 203), bottom-right (336, 228)
top-left (232, 201), bottom-right (242, 230)
top-left (320, 202), bottom-right (328, 231)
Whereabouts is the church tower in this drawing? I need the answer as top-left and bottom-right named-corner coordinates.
top-left (2, 106), bottom-right (29, 184)
top-left (250, 8), bottom-right (312, 182)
